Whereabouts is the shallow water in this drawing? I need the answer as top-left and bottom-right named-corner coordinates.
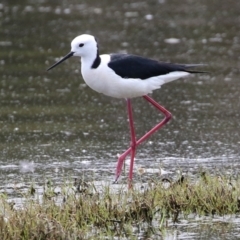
top-left (0, 0), bottom-right (240, 238)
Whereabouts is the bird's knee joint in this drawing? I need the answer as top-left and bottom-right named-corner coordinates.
top-left (166, 112), bottom-right (172, 121)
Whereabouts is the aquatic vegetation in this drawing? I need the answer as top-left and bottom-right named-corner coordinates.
top-left (0, 172), bottom-right (240, 239)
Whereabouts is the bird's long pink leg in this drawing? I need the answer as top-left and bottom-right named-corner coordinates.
top-left (115, 95), bottom-right (172, 182)
top-left (126, 99), bottom-right (136, 188)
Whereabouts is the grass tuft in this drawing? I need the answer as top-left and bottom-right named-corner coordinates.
top-left (1, 172), bottom-right (240, 239)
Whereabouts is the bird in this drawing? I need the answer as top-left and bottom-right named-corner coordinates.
top-left (47, 34), bottom-right (205, 187)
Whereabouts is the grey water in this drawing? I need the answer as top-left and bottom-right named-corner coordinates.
top-left (0, 0), bottom-right (240, 238)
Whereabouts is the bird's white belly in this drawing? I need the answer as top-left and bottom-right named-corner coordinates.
top-left (81, 65), bottom-right (151, 98)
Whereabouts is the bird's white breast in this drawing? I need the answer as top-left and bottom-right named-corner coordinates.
top-left (81, 54), bottom-right (145, 98)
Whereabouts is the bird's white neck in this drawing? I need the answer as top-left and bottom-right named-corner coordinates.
top-left (80, 51), bottom-right (98, 68)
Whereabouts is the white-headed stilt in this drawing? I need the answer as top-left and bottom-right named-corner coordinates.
top-left (47, 34), bottom-right (205, 187)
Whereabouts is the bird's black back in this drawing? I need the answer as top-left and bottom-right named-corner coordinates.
top-left (109, 54), bottom-right (204, 80)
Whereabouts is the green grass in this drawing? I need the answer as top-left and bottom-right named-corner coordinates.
top-left (0, 173), bottom-right (240, 239)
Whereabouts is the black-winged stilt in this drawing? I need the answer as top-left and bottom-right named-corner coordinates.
top-left (47, 34), bottom-right (205, 187)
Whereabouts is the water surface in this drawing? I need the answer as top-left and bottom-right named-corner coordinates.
top-left (0, 0), bottom-right (240, 238)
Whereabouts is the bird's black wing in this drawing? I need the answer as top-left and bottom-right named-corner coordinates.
top-left (109, 54), bottom-right (204, 80)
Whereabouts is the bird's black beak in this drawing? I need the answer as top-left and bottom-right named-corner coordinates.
top-left (47, 51), bottom-right (74, 71)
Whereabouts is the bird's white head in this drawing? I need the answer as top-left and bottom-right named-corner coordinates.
top-left (47, 34), bottom-right (98, 71)
top-left (71, 34), bottom-right (97, 57)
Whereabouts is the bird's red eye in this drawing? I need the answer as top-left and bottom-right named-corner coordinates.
top-left (79, 43), bottom-right (84, 47)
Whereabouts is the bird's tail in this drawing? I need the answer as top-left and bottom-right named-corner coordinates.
top-left (183, 64), bottom-right (208, 74)
top-left (145, 64), bottom-right (208, 94)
